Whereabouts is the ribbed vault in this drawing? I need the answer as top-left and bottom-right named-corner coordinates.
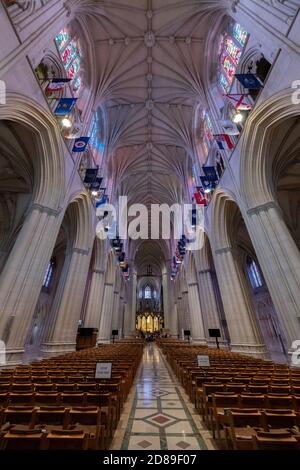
top-left (74, 0), bottom-right (226, 273)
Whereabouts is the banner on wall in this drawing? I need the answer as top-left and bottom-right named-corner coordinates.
top-left (72, 136), bottom-right (90, 153)
top-left (54, 97), bottom-right (77, 115)
top-left (225, 93), bottom-right (252, 110)
top-left (234, 73), bottom-right (263, 90)
top-left (202, 166), bottom-right (219, 182)
top-left (220, 120), bottom-right (240, 135)
top-left (214, 134), bottom-right (234, 151)
top-left (46, 78), bottom-right (71, 92)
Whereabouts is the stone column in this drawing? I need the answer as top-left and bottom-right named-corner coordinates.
top-left (197, 269), bottom-right (226, 346)
top-left (213, 246), bottom-right (266, 357)
top-left (181, 291), bottom-right (191, 333)
top-left (42, 246), bottom-right (92, 355)
top-left (131, 271), bottom-right (137, 331)
top-left (169, 302), bottom-right (178, 337)
top-left (97, 282), bottom-right (114, 343)
top-left (162, 272), bottom-right (170, 330)
top-left (123, 300), bottom-right (134, 337)
top-left (246, 202), bottom-right (300, 350)
top-left (187, 282), bottom-right (206, 344)
top-left (0, 204), bottom-right (61, 364)
top-left (177, 295), bottom-right (184, 339)
top-left (111, 290), bottom-right (120, 332)
top-left (84, 269), bottom-right (105, 328)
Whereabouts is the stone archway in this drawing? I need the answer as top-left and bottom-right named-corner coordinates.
top-left (240, 89), bottom-right (300, 352)
top-left (210, 189), bottom-right (267, 357)
top-left (0, 94), bottom-right (65, 364)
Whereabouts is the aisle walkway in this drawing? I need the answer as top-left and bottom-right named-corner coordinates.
top-left (110, 343), bottom-right (215, 450)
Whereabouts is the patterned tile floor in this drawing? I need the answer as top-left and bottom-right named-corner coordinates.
top-left (110, 343), bottom-right (216, 451)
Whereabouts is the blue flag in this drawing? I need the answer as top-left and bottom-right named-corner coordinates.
top-left (72, 136), bottom-right (90, 153)
top-left (54, 98), bottom-right (77, 115)
top-left (95, 194), bottom-right (109, 207)
top-left (234, 74), bottom-right (263, 89)
top-left (83, 168), bottom-right (97, 184)
top-left (203, 166), bottom-right (218, 181)
top-left (200, 176), bottom-right (211, 189)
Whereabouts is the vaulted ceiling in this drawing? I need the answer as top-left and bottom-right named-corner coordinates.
top-left (75, 0), bottom-right (227, 273)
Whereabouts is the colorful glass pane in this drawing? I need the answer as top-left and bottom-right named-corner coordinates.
top-left (67, 56), bottom-right (80, 79)
top-left (55, 30), bottom-right (70, 51)
top-left (219, 73), bottom-right (231, 93)
top-left (221, 53), bottom-right (236, 82)
top-left (224, 37), bottom-right (242, 65)
top-left (72, 77), bottom-right (81, 92)
top-left (62, 41), bottom-right (78, 69)
top-left (204, 113), bottom-right (214, 143)
top-left (233, 23), bottom-right (248, 47)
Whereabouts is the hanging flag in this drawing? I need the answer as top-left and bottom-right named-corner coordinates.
top-left (83, 168), bottom-right (97, 184)
top-left (234, 74), bottom-right (263, 89)
top-left (46, 78), bottom-right (71, 93)
top-left (220, 120), bottom-right (240, 136)
top-left (214, 134), bottom-right (234, 151)
top-left (198, 186), bottom-right (209, 203)
top-left (203, 166), bottom-right (219, 182)
top-left (200, 176), bottom-right (214, 190)
top-left (225, 93), bottom-right (252, 110)
top-left (72, 136), bottom-right (90, 153)
top-left (54, 97), bottom-right (77, 116)
top-left (193, 191), bottom-right (206, 205)
top-left (90, 177), bottom-right (103, 191)
top-left (95, 194), bottom-right (109, 207)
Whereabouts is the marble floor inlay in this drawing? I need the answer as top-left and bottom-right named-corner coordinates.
top-left (110, 343), bottom-right (216, 451)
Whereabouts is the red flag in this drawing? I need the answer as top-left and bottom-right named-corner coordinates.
top-left (214, 134), bottom-right (235, 150)
top-left (194, 191), bottom-right (207, 205)
top-left (225, 93), bottom-right (252, 110)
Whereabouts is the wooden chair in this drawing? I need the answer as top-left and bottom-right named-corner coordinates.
top-left (55, 383), bottom-right (77, 392)
top-left (68, 406), bottom-right (103, 449)
top-left (266, 394), bottom-right (294, 409)
top-left (252, 431), bottom-right (298, 450)
top-left (239, 393), bottom-right (266, 409)
top-left (61, 392), bottom-right (85, 406)
top-left (2, 406), bottom-right (36, 428)
top-left (77, 383), bottom-right (98, 392)
top-left (225, 409), bottom-right (264, 450)
top-left (45, 429), bottom-right (89, 450)
top-left (210, 393), bottom-right (240, 441)
top-left (261, 409), bottom-right (298, 430)
top-left (34, 392), bottom-right (60, 406)
top-left (2, 429), bottom-right (46, 450)
top-left (35, 406), bottom-right (70, 431)
top-left (8, 392), bottom-right (34, 405)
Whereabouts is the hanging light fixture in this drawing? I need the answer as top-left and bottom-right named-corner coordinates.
top-left (61, 117), bottom-right (72, 128)
top-left (232, 111), bottom-right (244, 124)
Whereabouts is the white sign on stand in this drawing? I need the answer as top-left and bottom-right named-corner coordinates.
top-left (95, 362), bottom-right (112, 379)
top-left (197, 355), bottom-right (210, 367)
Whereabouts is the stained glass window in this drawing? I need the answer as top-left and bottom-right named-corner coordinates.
top-left (55, 30), bottom-right (70, 51)
top-left (221, 53), bottom-right (236, 82)
top-left (218, 22), bottom-right (248, 94)
top-left (204, 112), bottom-right (214, 143)
top-left (219, 73), bottom-right (230, 93)
top-left (89, 112), bottom-right (101, 152)
top-left (43, 258), bottom-right (55, 289)
top-left (224, 37), bottom-right (242, 65)
top-left (233, 23), bottom-right (248, 47)
top-left (145, 286), bottom-right (152, 299)
top-left (247, 258), bottom-right (263, 289)
top-left (55, 29), bottom-right (82, 94)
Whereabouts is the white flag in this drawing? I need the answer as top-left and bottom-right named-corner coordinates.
top-left (220, 120), bottom-right (240, 135)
